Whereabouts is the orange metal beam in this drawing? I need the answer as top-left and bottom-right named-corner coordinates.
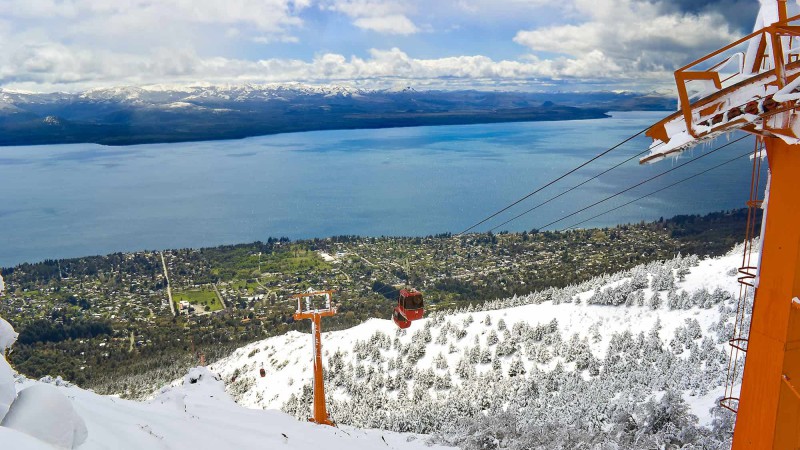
top-left (779, 0), bottom-right (788, 23)
top-left (292, 290), bottom-right (336, 426)
top-left (307, 313), bottom-right (333, 426)
top-left (732, 137), bottom-right (800, 449)
top-left (770, 31), bottom-right (788, 88)
top-left (749, 35), bottom-right (768, 75)
top-left (675, 71), bottom-right (723, 138)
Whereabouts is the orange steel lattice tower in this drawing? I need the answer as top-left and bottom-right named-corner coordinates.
top-left (292, 290), bottom-right (336, 426)
top-left (642, 1), bottom-right (800, 447)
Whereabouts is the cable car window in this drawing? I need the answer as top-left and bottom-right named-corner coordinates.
top-left (406, 294), bottom-right (423, 309)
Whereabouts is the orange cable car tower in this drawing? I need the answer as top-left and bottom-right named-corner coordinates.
top-left (292, 290), bottom-right (336, 426)
top-left (642, 1), bottom-right (800, 447)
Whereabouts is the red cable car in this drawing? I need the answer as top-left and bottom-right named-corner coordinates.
top-left (393, 289), bottom-right (424, 329)
top-left (393, 309), bottom-right (411, 329)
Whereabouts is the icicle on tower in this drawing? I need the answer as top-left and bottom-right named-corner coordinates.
top-left (292, 290), bottom-right (336, 426)
top-left (642, 1), bottom-right (800, 447)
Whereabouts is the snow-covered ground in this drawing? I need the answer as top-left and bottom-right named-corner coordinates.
top-left (213, 248), bottom-right (747, 429)
top-left (0, 246), bottom-right (750, 448)
top-left (0, 317), bottom-right (454, 449)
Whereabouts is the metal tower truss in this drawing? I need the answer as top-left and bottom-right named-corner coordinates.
top-left (643, 1), bottom-right (800, 448)
top-left (292, 290), bottom-right (337, 426)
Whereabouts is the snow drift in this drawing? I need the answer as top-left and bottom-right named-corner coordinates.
top-left (0, 316), bottom-right (453, 449)
top-left (1, 384), bottom-right (88, 449)
top-left (1, 317), bottom-right (19, 422)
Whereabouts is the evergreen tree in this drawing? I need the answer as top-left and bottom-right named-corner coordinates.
top-left (649, 292), bottom-right (662, 310)
top-left (487, 329), bottom-right (499, 346)
top-left (508, 358), bottom-right (526, 377)
top-left (630, 266), bottom-right (650, 290)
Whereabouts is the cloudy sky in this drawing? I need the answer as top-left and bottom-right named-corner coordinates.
top-left (0, 0), bottom-right (777, 93)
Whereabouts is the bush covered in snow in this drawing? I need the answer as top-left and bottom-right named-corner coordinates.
top-left (269, 252), bottom-right (745, 449)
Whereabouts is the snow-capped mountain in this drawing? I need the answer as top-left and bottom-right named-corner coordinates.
top-left (211, 246), bottom-right (749, 448)
top-left (0, 84), bottom-right (670, 146)
top-left (0, 317), bottom-right (453, 450)
top-left (9, 83), bottom-right (368, 107)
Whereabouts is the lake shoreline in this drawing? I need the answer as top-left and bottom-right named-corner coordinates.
top-left (0, 208), bottom-right (746, 270)
top-left (0, 107), bottom-right (615, 147)
top-left (0, 87), bottom-right (674, 148)
top-left (0, 113), bottom-right (757, 268)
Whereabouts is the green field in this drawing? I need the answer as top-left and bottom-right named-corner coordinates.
top-left (228, 279), bottom-right (267, 294)
top-left (173, 289), bottom-right (222, 312)
top-left (208, 245), bottom-right (330, 282)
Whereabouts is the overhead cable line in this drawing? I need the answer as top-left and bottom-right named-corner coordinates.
top-left (516, 134), bottom-right (750, 231)
top-left (457, 127), bottom-right (651, 235)
top-left (459, 96), bottom-right (772, 236)
top-left (485, 146), bottom-right (652, 232)
top-left (562, 147), bottom-right (754, 230)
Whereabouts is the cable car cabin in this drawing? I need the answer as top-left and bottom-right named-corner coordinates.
top-left (398, 289), bottom-right (423, 320)
top-left (392, 289), bottom-right (424, 329)
top-left (392, 309), bottom-right (411, 329)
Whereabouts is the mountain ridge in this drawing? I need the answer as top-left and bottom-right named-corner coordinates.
top-left (0, 84), bottom-right (674, 146)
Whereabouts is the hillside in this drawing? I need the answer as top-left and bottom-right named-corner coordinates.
top-left (211, 246), bottom-right (750, 448)
top-left (2, 210), bottom-right (757, 400)
top-left (0, 244), bottom-right (751, 448)
top-left (0, 319), bottom-right (452, 450)
top-left (0, 85), bottom-right (672, 146)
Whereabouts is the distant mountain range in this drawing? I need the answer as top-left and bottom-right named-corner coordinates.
top-left (0, 84), bottom-right (675, 146)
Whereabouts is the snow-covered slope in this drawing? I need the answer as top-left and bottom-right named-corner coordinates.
top-left (212, 247), bottom-right (749, 446)
top-left (0, 318), bottom-right (453, 449)
top-left (0, 246), bottom-right (750, 449)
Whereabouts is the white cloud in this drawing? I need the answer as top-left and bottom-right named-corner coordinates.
top-left (352, 15), bottom-right (419, 34)
top-left (456, 0), bottom-right (558, 14)
top-left (0, 0), bottom-right (752, 92)
top-left (513, 0), bottom-right (740, 78)
top-left (325, 0), bottom-right (420, 34)
top-left (522, 50), bottom-right (622, 79)
top-left (26, 0), bottom-right (312, 29)
top-left (0, 0), bottom-right (311, 46)
top-left (2, 44), bottom-right (655, 92)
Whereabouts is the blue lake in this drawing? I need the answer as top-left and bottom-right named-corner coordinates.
top-left (0, 111), bottom-right (761, 267)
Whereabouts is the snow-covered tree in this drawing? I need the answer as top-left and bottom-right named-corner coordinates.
top-left (630, 266), bottom-right (650, 290)
top-left (651, 265), bottom-right (675, 291)
top-left (497, 318), bottom-right (507, 331)
top-left (487, 329), bottom-right (499, 346)
top-left (648, 292), bottom-right (662, 310)
top-left (433, 353), bottom-right (449, 370)
top-left (508, 358), bottom-right (526, 377)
